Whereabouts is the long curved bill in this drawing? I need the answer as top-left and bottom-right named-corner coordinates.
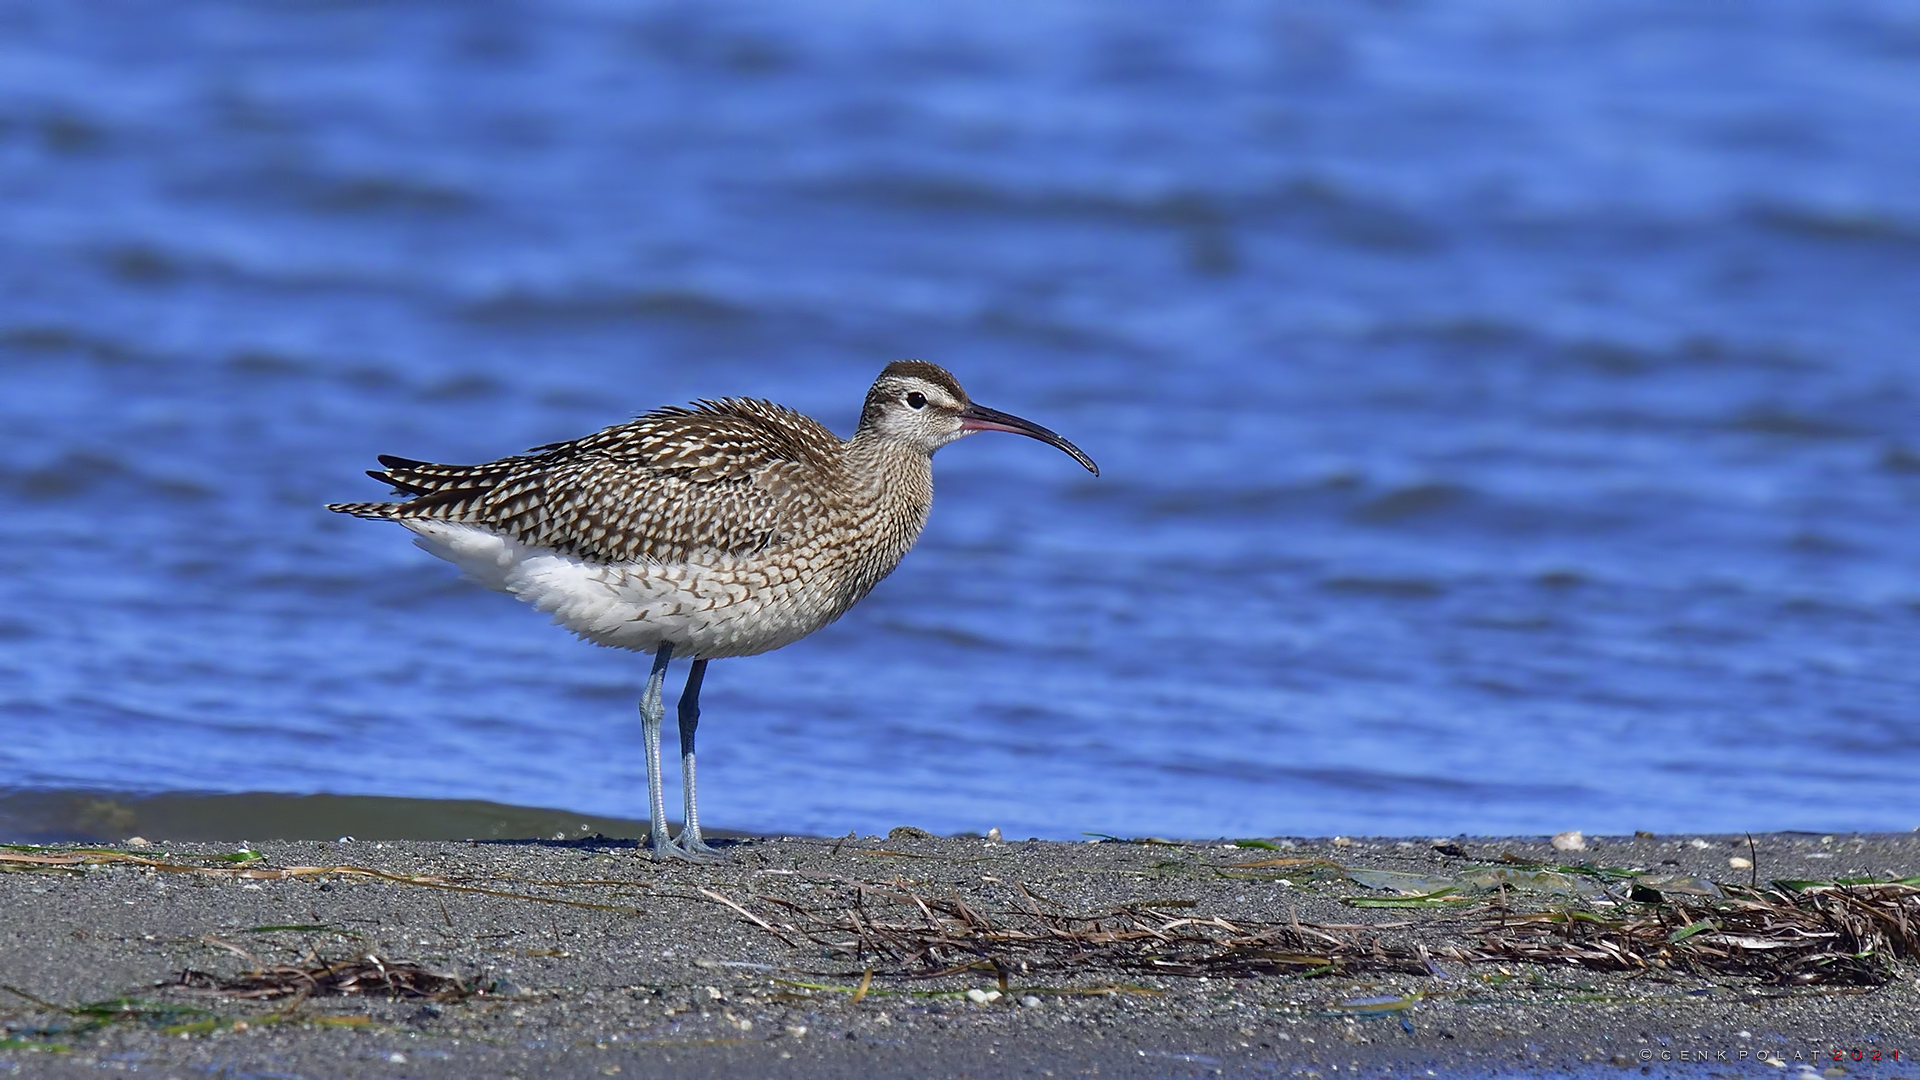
top-left (959, 403), bottom-right (1100, 476)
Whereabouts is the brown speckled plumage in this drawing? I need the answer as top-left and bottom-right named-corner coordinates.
top-left (326, 362), bottom-right (1005, 660)
top-left (339, 397), bottom-right (846, 565)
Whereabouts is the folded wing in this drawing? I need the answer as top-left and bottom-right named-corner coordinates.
top-left (327, 398), bottom-right (842, 565)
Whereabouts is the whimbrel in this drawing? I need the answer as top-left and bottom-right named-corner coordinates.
top-left (329, 362), bottom-right (1097, 860)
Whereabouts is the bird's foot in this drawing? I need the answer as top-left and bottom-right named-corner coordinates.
top-left (675, 831), bottom-right (725, 862)
top-left (647, 835), bottom-right (723, 864)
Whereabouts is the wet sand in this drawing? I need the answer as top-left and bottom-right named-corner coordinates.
top-left (2, 832), bottom-right (1917, 1079)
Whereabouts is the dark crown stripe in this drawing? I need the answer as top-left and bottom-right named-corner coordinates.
top-left (879, 360), bottom-right (967, 401)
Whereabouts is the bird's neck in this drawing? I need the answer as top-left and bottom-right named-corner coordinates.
top-left (835, 431), bottom-right (936, 602)
top-left (842, 431), bottom-right (935, 530)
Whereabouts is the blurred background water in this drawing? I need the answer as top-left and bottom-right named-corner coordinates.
top-left (2, 0), bottom-right (1918, 842)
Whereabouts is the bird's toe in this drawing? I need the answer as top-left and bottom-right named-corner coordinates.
top-left (675, 836), bottom-right (727, 863)
top-left (649, 837), bottom-right (724, 864)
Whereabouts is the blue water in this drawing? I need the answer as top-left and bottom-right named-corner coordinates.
top-left (3, 1), bottom-right (1919, 841)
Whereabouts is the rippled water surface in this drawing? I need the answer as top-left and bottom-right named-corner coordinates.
top-left (3, 2), bottom-right (1919, 840)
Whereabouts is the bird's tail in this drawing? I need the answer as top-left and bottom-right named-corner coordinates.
top-left (330, 452), bottom-right (515, 520)
top-left (327, 500), bottom-right (407, 519)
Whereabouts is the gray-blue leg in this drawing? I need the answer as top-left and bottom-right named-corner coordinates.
top-left (675, 659), bottom-right (721, 860)
top-left (639, 643), bottom-right (690, 861)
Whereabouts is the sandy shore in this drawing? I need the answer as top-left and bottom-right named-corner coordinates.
top-left (3, 831), bottom-right (1917, 1078)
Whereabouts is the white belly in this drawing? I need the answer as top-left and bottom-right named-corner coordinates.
top-left (403, 520), bottom-right (842, 659)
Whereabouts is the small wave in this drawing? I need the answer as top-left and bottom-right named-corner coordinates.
top-left (1466, 676), bottom-right (1531, 697)
top-left (561, 682), bottom-right (643, 703)
top-left (98, 243), bottom-right (185, 286)
top-left (1366, 319), bottom-right (1816, 378)
top-left (1880, 445), bottom-right (1920, 473)
top-left (1365, 316), bottom-right (1661, 376)
top-left (171, 159), bottom-right (480, 218)
top-left (1747, 201), bottom-right (1920, 249)
top-left (304, 174), bottom-right (480, 216)
top-left (1142, 479), bottom-right (1345, 520)
top-left (245, 570), bottom-right (412, 598)
top-left (418, 372), bottom-right (506, 402)
top-left (96, 241), bottom-right (372, 295)
top-left (1320, 575), bottom-right (1445, 598)
top-left (1786, 531), bottom-right (1855, 555)
top-left (1366, 315), bottom-right (1535, 348)
top-left (0, 450), bottom-right (212, 503)
top-left (1348, 482), bottom-right (1469, 524)
top-left (1160, 759), bottom-right (1588, 801)
top-left (1555, 335), bottom-right (1816, 376)
top-left (1463, 613), bottom-right (1557, 632)
top-left (813, 171), bottom-right (1440, 250)
top-left (1533, 569), bottom-right (1588, 589)
top-left (1726, 407), bottom-right (1862, 440)
top-left (0, 323), bottom-right (156, 366)
top-left (873, 619), bottom-right (1010, 652)
top-left (32, 111), bottom-right (107, 155)
top-left (974, 307), bottom-right (1132, 352)
top-left (225, 352), bottom-right (489, 407)
top-left (461, 287), bottom-right (754, 326)
top-left (1774, 595), bottom-right (1879, 621)
top-left (1556, 338), bottom-right (1663, 377)
top-left (227, 348), bottom-right (317, 377)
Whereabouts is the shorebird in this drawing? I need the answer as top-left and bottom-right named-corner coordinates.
top-left (329, 361), bottom-right (1097, 861)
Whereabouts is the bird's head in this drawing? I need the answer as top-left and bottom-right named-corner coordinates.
top-left (857, 360), bottom-right (1099, 475)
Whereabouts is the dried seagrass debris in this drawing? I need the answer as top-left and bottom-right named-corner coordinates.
top-left (702, 868), bottom-right (1920, 991)
top-left (175, 956), bottom-right (472, 1000)
top-left (1468, 881), bottom-right (1920, 986)
top-left (730, 879), bottom-right (1432, 981)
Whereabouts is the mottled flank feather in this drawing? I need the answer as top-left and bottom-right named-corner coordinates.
top-left (330, 398), bottom-right (844, 566)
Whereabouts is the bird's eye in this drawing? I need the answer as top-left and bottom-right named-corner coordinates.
top-left (906, 391), bottom-right (927, 409)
